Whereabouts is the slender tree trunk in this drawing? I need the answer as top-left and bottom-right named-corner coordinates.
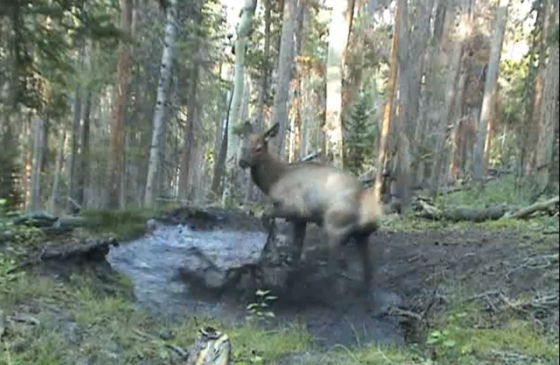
top-left (28, 118), bottom-right (45, 212)
top-left (324, 0), bottom-right (351, 168)
top-left (288, 0), bottom-right (306, 163)
top-left (211, 87), bottom-right (233, 199)
top-left (144, 0), bottom-right (177, 206)
top-left (270, 0), bottom-right (298, 158)
top-left (255, 0), bottom-right (272, 130)
top-left (107, 0), bottom-right (133, 209)
top-left (373, 2), bottom-right (400, 204)
top-left (222, 0), bottom-right (258, 205)
top-left (68, 43), bottom-right (85, 210)
top-left (50, 127), bottom-right (67, 213)
top-left (473, 0), bottom-right (509, 181)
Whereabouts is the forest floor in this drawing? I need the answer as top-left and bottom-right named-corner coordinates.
top-left (0, 182), bottom-right (559, 364)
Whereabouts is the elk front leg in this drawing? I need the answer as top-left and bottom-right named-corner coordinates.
top-left (260, 203), bottom-right (294, 231)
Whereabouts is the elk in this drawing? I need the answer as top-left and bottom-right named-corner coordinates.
top-left (237, 121), bottom-right (383, 298)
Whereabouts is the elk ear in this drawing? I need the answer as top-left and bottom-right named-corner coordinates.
top-left (242, 121), bottom-right (254, 136)
top-left (263, 122), bottom-right (280, 141)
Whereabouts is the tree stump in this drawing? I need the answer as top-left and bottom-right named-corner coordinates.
top-left (186, 327), bottom-right (232, 365)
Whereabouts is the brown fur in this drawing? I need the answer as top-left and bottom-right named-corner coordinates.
top-left (238, 122), bottom-right (383, 299)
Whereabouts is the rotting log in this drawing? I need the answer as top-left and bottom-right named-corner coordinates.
top-left (504, 196), bottom-right (560, 219)
top-left (414, 196), bottom-right (559, 222)
top-left (39, 236), bottom-right (119, 261)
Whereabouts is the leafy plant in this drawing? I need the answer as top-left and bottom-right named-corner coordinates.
top-left (246, 289), bottom-right (277, 323)
top-left (0, 254), bottom-right (25, 293)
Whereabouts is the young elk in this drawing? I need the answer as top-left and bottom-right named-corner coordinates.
top-left (237, 121), bottom-right (383, 298)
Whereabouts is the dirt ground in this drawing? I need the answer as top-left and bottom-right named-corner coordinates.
top-left (157, 207), bottom-right (560, 349)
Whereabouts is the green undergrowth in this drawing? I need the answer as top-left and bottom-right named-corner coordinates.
top-left (80, 208), bottom-right (157, 241)
top-left (435, 176), bottom-right (534, 207)
top-left (385, 176), bottom-right (558, 235)
top-left (1, 269), bottom-right (557, 365)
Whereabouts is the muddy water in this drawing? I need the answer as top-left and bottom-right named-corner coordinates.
top-left (106, 223), bottom-right (405, 348)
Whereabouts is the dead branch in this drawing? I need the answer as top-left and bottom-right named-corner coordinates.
top-left (299, 149), bottom-right (322, 162)
top-left (505, 196), bottom-right (560, 219)
top-left (389, 306), bottom-right (423, 321)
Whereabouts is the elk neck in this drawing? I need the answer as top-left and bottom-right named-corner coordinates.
top-left (250, 152), bottom-right (289, 195)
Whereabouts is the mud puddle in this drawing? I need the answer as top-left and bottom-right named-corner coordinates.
top-left (106, 222), bottom-right (406, 348)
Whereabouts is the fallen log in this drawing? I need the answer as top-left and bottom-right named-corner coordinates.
top-left (415, 201), bottom-right (509, 222)
top-left (505, 196), bottom-right (560, 219)
top-left (415, 196), bottom-right (559, 222)
top-left (39, 236), bottom-right (119, 261)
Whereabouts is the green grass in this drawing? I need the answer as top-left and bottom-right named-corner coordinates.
top-left (1, 272), bottom-right (557, 365)
top-left (384, 176), bottom-right (558, 234)
top-left (434, 176), bottom-right (534, 207)
top-left (80, 208), bottom-right (156, 241)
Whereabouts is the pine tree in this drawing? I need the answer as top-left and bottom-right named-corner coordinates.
top-left (344, 96), bottom-right (376, 176)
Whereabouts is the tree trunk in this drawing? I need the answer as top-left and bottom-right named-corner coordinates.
top-left (270, 0), bottom-right (298, 158)
top-left (394, 0), bottom-right (413, 211)
top-left (525, 0), bottom-right (550, 176)
top-left (534, 5), bottom-right (559, 195)
top-left (473, 0), bottom-right (509, 181)
top-left (211, 87), bottom-right (233, 199)
top-left (414, 0), bottom-right (447, 187)
top-left (324, 0), bottom-right (350, 168)
top-left (107, 0), bottom-right (133, 209)
top-left (288, 0), bottom-right (306, 163)
top-left (222, 0), bottom-right (258, 205)
top-left (144, 0), bottom-right (178, 206)
top-left (28, 118), bottom-right (45, 212)
top-left (429, 2), bottom-right (467, 197)
top-left (49, 127), bottom-right (67, 213)
top-left (519, 0), bottom-right (547, 177)
top-left (373, 2), bottom-right (400, 204)
top-left (68, 43), bottom-right (85, 210)
top-left (179, 57), bottom-right (201, 201)
top-left (255, 0), bottom-right (272, 131)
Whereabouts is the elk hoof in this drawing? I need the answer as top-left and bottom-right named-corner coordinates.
top-left (261, 215), bottom-right (276, 231)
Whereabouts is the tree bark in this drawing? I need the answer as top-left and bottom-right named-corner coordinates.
top-left (414, 0), bottom-right (447, 187)
top-left (429, 2), bottom-right (467, 197)
top-left (255, 0), bottom-right (272, 131)
top-left (534, 5), bottom-right (559, 195)
top-left (28, 118), bottom-right (45, 212)
top-left (144, 0), bottom-right (178, 206)
top-left (107, 0), bottom-right (134, 209)
top-left (473, 0), bottom-right (509, 182)
top-left (270, 0), bottom-right (298, 159)
top-left (373, 2), bottom-right (400, 204)
top-left (221, 0), bottom-right (258, 205)
top-left (49, 127), bottom-right (67, 213)
top-left (68, 42), bottom-right (85, 210)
